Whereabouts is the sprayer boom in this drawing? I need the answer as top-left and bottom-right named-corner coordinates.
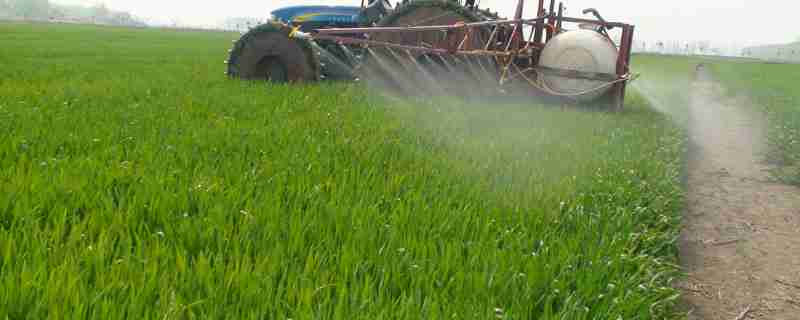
top-left (227, 0), bottom-right (636, 109)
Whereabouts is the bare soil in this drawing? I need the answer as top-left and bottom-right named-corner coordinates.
top-left (679, 68), bottom-right (800, 319)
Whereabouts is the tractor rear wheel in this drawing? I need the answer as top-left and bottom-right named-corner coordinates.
top-left (373, 0), bottom-right (494, 50)
top-left (227, 23), bottom-right (319, 83)
top-left (367, 1), bottom-right (500, 96)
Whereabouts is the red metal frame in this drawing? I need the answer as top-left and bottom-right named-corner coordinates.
top-left (313, 0), bottom-right (635, 109)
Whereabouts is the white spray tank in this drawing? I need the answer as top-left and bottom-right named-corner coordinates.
top-left (538, 29), bottom-right (619, 102)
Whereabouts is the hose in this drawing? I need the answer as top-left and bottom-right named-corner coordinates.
top-left (505, 62), bottom-right (638, 99)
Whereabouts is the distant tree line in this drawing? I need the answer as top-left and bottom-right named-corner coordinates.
top-left (0, 0), bottom-right (145, 26)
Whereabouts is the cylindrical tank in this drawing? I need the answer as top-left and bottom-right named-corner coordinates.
top-left (538, 29), bottom-right (619, 102)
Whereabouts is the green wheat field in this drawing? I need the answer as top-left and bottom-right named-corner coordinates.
top-left (0, 22), bottom-right (697, 319)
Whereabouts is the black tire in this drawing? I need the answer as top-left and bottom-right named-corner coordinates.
top-left (367, 1), bottom-right (501, 97)
top-left (227, 23), bottom-right (319, 83)
top-left (374, 0), bottom-right (492, 50)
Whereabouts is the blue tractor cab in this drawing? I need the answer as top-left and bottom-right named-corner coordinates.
top-left (270, 0), bottom-right (393, 30)
top-left (271, 6), bottom-right (363, 29)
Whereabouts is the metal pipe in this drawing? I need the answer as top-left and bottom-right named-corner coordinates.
top-left (532, 0), bottom-right (545, 45)
top-left (612, 24), bottom-right (635, 110)
top-left (514, 0), bottom-right (525, 21)
top-left (484, 26), bottom-right (499, 50)
top-left (556, 16), bottom-right (629, 28)
top-left (314, 35), bottom-right (450, 54)
top-left (546, 0), bottom-right (555, 41)
top-left (557, 2), bottom-right (563, 32)
top-left (314, 34), bottom-right (513, 57)
top-left (317, 19), bottom-right (538, 34)
top-left (313, 17), bottom-right (548, 35)
top-left (457, 27), bottom-right (472, 51)
top-left (312, 16), bottom-right (628, 37)
top-left (512, 0), bottom-right (526, 50)
top-left (616, 25), bottom-right (634, 76)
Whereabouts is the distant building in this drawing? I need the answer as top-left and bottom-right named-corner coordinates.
top-left (743, 42), bottom-right (800, 63)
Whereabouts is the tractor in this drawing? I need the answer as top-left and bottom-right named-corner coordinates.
top-left (226, 0), bottom-right (636, 109)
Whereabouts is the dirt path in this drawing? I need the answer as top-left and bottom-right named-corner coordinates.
top-left (679, 67), bottom-right (800, 319)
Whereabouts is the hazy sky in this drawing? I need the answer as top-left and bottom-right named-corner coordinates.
top-left (52, 0), bottom-right (799, 46)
